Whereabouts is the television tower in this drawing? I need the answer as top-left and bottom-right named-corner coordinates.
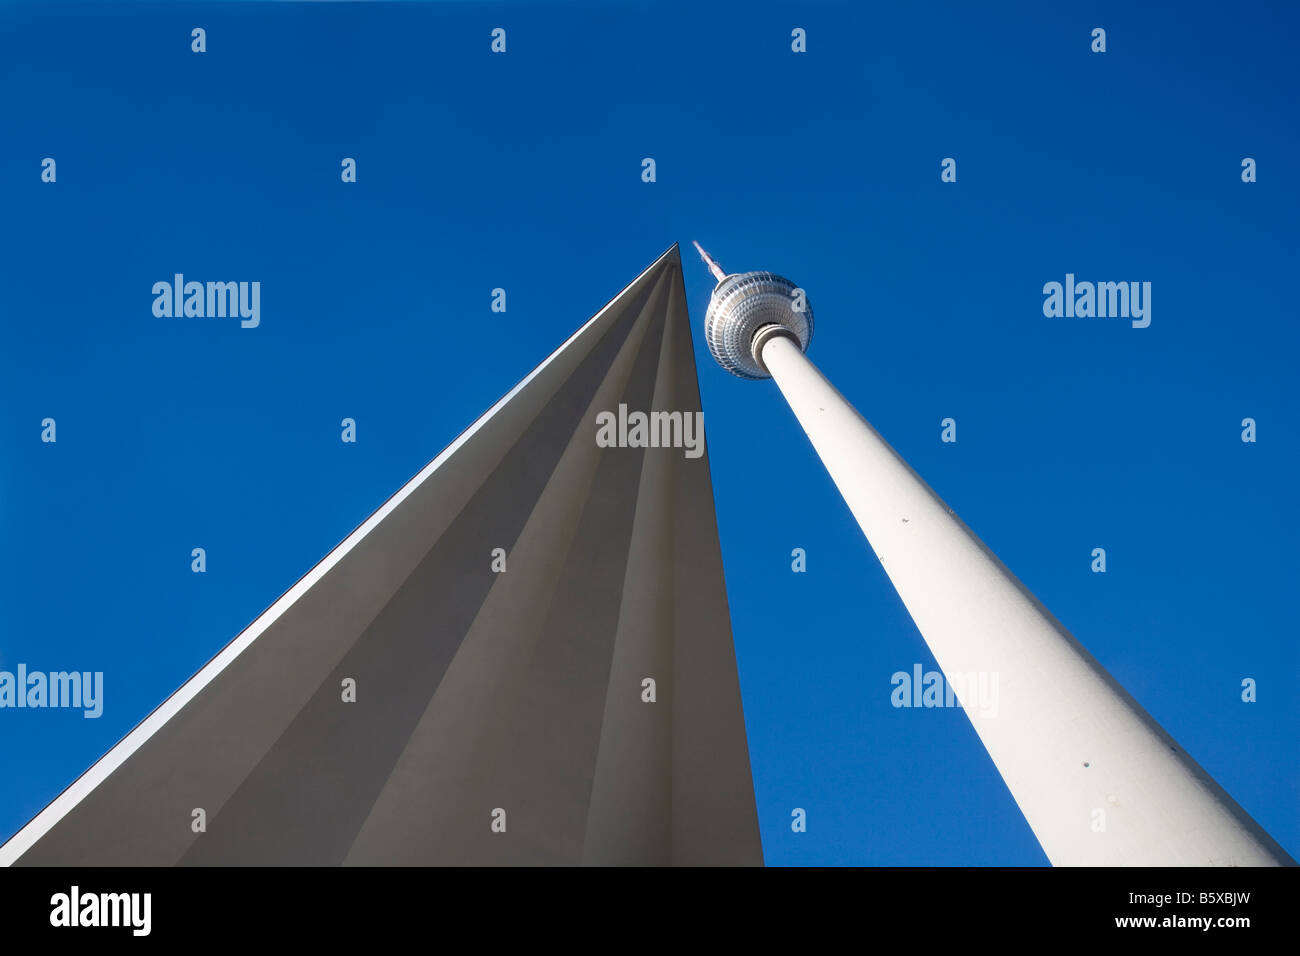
top-left (693, 241), bottom-right (1294, 867)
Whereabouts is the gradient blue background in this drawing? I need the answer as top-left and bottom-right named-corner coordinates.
top-left (1, 0), bottom-right (1296, 865)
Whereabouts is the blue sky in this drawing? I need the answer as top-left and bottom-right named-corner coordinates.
top-left (1, 0), bottom-right (1296, 865)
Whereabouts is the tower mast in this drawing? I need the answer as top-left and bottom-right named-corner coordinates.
top-left (694, 242), bottom-right (1294, 867)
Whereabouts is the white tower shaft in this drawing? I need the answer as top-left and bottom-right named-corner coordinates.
top-left (759, 332), bottom-right (1292, 866)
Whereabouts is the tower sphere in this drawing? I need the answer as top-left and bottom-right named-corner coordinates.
top-left (703, 271), bottom-right (813, 379)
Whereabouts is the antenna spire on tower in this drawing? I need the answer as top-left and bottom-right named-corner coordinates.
top-left (692, 241), bottom-right (727, 284)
